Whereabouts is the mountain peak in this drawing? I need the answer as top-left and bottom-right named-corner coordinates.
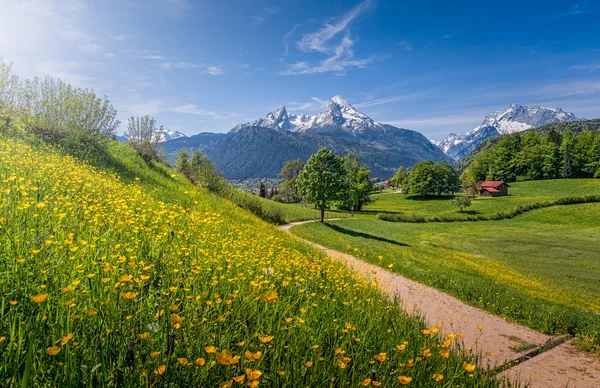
top-left (330, 95), bottom-right (351, 107)
top-left (436, 103), bottom-right (580, 160)
top-left (230, 95), bottom-right (384, 135)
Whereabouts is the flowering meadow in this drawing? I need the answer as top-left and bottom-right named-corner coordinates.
top-left (0, 137), bottom-right (498, 386)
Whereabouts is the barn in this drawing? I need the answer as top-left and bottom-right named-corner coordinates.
top-left (479, 181), bottom-right (510, 197)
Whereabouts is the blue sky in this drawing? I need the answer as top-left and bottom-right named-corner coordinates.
top-left (1, 0), bottom-right (599, 140)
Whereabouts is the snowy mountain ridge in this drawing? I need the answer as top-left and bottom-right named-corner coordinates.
top-left (230, 95), bottom-right (386, 135)
top-left (436, 103), bottom-right (580, 160)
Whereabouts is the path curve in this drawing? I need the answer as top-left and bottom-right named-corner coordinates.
top-left (280, 219), bottom-right (600, 387)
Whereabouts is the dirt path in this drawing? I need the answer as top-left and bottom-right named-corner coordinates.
top-left (279, 220), bottom-right (600, 387)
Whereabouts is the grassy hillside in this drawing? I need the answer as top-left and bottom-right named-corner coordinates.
top-left (0, 136), bottom-right (496, 386)
top-left (291, 203), bottom-right (600, 352)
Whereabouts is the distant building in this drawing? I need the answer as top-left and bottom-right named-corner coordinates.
top-left (479, 181), bottom-right (510, 197)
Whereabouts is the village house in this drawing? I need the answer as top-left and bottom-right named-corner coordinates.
top-left (479, 181), bottom-right (510, 197)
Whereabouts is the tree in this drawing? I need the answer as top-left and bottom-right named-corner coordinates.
top-left (259, 183), bottom-right (267, 198)
top-left (175, 149), bottom-right (192, 179)
top-left (461, 178), bottom-right (479, 198)
top-left (404, 160), bottom-right (460, 197)
top-left (452, 196), bottom-right (472, 212)
top-left (339, 153), bottom-right (373, 213)
top-left (279, 158), bottom-right (305, 201)
top-left (126, 115), bottom-right (162, 162)
top-left (390, 166), bottom-right (410, 191)
top-left (297, 148), bottom-right (346, 222)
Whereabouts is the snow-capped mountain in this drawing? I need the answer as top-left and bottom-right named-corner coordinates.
top-left (230, 95), bottom-right (386, 135)
top-left (436, 103), bottom-right (580, 160)
top-left (117, 129), bottom-right (187, 143)
top-left (156, 129), bottom-right (187, 143)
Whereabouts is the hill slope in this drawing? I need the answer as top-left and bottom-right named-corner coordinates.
top-left (0, 134), bottom-right (490, 386)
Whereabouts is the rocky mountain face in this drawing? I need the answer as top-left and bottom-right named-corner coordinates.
top-left (436, 103), bottom-right (580, 160)
top-left (162, 96), bottom-right (449, 180)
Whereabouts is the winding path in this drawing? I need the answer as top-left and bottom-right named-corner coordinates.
top-left (279, 219), bottom-right (600, 387)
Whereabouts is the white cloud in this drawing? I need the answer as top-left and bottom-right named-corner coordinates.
top-left (252, 6), bottom-right (279, 26)
top-left (354, 93), bottom-right (430, 108)
top-left (398, 40), bottom-right (412, 51)
top-left (203, 66), bottom-right (224, 76)
top-left (172, 104), bottom-right (236, 119)
top-left (160, 61), bottom-right (202, 70)
top-left (283, 0), bottom-right (379, 75)
top-left (297, 0), bottom-right (371, 54)
top-left (142, 55), bottom-right (166, 60)
top-left (160, 62), bottom-right (224, 75)
top-left (173, 104), bottom-right (217, 116)
top-left (104, 52), bottom-right (116, 59)
top-left (113, 35), bottom-right (126, 41)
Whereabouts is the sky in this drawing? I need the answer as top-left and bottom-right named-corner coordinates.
top-left (1, 0), bottom-right (599, 140)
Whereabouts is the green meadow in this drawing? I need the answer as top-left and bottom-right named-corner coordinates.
top-left (289, 180), bottom-right (600, 353)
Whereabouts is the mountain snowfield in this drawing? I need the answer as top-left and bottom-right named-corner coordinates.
top-left (155, 129), bottom-right (187, 143)
top-left (117, 129), bottom-right (187, 143)
top-left (436, 103), bottom-right (580, 160)
top-left (231, 95), bottom-right (386, 135)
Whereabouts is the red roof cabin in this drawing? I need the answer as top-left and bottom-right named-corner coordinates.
top-left (479, 181), bottom-right (510, 197)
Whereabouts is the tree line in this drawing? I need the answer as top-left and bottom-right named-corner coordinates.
top-left (278, 149), bottom-right (374, 222)
top-left (388, 161), bottom-right (460, 197)
top-left (461, 129), bottom-right (600, 183)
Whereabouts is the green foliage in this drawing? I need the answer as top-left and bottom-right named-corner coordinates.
top-left (0, 57), bottom-right (119, 160)
top-left (390, 165), bottom-right (410, 190)
top-left (462, 126), bottom-right (600, 182)
top-left (175, 148), bottom-right (192, 179)
top-left (451, 196), bottom-right (472, 212)
top-left (404, 160), bottom-right (459, 197)
top-left (338, 153), bottom-right (373, 212)
top-left (297, 148), bottom-right (346, 222)
top-left (175, 148), bottom-right (284, 224)
top-left (278, 158), bottom-right (305, 201)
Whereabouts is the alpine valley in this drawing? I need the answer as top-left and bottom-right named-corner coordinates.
top-left (435, 103), bottom-right (581, 161)
top-left (161, 96), bottom-right (449, 179)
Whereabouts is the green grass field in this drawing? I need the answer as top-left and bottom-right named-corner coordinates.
top-left (291, 189), bottom-right (600, 353)
top-left (362, 179), bottom-right (600, 219)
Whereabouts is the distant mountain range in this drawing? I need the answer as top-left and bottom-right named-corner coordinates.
top-left (434, 103), bottom-right (580, 160)
top-left (162, 96), bottom-right (449, 179)
top-left (116, 129), bottom-right (187, 143)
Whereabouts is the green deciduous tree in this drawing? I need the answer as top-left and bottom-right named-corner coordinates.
top-left (279, 158), bottom-right (305, 201)
top-left (297, 148), bottom-right (346, 222)
top-left (175, 149), bottom-right (192, 179)
top-left (390, 166), bottom-right (410, 191)
top-left (404, 160), bottom-right (460, 197)
top-left (452, 196), bottom-right (472, 212)
top-left (339, 153), bottom-right (373, 213)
